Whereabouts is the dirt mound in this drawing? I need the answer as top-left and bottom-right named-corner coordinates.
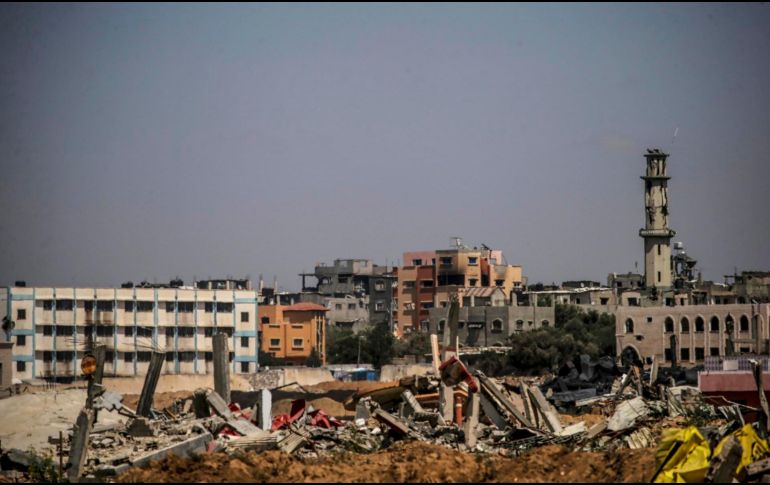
top-left (272, 396), bottom-right (352, 417)
top-left (122, 391), bottom-right (193, 412)
top-left (116, 441), bottom-right (655, 483)
top-left (303, 380), bottom-right (400, 393)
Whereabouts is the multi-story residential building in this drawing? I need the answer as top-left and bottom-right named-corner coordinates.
top-left (299, 259), bottom-right (395, 333)
top-left (0, 279), bottom-right (259, 382)
top-left (427, 288), bottom-right (555, 346)
top-left (258, 303), bottom-right (327, 365)
top-left (395, 245), bottom-right (524, 336)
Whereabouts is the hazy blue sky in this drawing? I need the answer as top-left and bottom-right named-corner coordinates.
top-left (1, 3), bottom-right (768, 290)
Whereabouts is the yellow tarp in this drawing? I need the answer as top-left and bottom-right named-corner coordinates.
top-left (654, 427), bottom-right (711, 483)
top-left (654, 424), bottom-right (770, 483)
top-left (713, 424), bottom-right (770, 478)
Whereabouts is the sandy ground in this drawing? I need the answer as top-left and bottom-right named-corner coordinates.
top-left (117, 441), bottom-right (655, 483)
top-left (0, 389), bottom-right (126, 451)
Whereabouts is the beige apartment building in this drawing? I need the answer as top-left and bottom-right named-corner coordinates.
top-left (395, 245), bottom-right (523, 335)
top-left (0, 280), bottom-right (259, 382)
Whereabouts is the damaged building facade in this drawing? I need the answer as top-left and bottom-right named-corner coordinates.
top-left (613, 149), bottom-right (770, 367)
top-left (395, 244), bottom-right (524, 336)
top-left (0, 279), bottom-right (260, 382)
top-left (299, 259), bottom-right (395, 334)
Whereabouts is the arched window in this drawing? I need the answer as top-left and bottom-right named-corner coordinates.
top-left (664, 317), bottom-right (674, 333)
top-left (740, 315), bottom-right (750, 332)
top-left (695, 316), bottom-right (704, 333)
top-left (710, 316), bottom-right (720, 332)
top-left (515, 320), bottom-right (524, 330)
top-left (438, 319), bottom-right (446, 333)
top-left (680, 317), bottom-right (690, 334)
top-left (625, 318), bottom-right (634, 334)
top-left (492, 319), bottom-right (503, 332)
top-left (541, 319), bottom-right (550, 327)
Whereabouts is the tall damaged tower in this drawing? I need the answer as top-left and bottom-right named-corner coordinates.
top-left (640, 148), bottom-right (675, 289)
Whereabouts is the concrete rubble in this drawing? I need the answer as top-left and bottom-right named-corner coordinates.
top-left (7, 353), bottom-right (770, 483)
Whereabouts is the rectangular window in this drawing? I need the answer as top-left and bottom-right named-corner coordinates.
top-left (43, 351), bottom-right (53, 362)
top-left (420, 280), bottom-right (434, 288)
top-left (348, 303), bottom-right (356, 310)
top-left (179, 327), bottom-right (194, 337)
top-left (412, 259), bottom-right (422, 266)
top-left (335, 304), bottom-right (342, 310)
top-left (422, 302), bottom-right (434, 310)
top-left (136, 301), bottom-right (153, 312)
top-left (440, 257), bottom-right (452, 265)
top-left (204, 327), bottom-right (214, 337)
top-left (124, 327), bottom-right (134, 337)
top-left (664, 348), bottom-right (672, 362)
top-left (241, 337), bottom-right (249, 348)
top-left (137, 327), bottom-right (153, 338)
top-left (16, 361), bottom-right (26, 372)
top-left (84, 300), bottom-right (94, 312)
top-left (166, 302), bottom-right (176, 313)
top-left (216, 302), bottom-right (233, 313)
top-left (495, 280), bottom-right (504, 287)
top-left (105, 351), bottom-right (114, 363)
top-left (17, 335), bottom-right (26, 346)
top-left (97, 300), bottom-right (114, 312)
top-left (375, 301), bottom-right (385, 312)
top-left (292, 338), bottom-right (304, 348)
top-left (166, 328), bottom-right (175, 338)
top-left (166, 352), bottom-right (175, 362)
top-left (205, 302), bottom-right (214, 313)
top-left (600, 298), bottom-right (609, 305)
top-left (42, 300), bottom-right (53, 311)
top-left (137, 352), bottom-right (152, 362)
top-left (96, 325), bottom-right (114, 337)
top-left (124, 352), bottom-right (134, 362)
top-left (56, 300), bottom-right (73, 311)
top-left (269, 338), bottom-right (281, 348)
top-left (241, 362), bottom-right (250, 373)
top-left (468, 279), bottom-right (478, 287)
top-left (375, 280), bottom-right (385, 291)
top-left (468, 257), bottom-right (478, 265)
top-left (241, 312), bottom-right (249, 323)
top-left (403, 281), bottom-right (415, 289)
top-left (57, 352), bottom-right (72, 362)
top-left (178, 302), bottom-right (194, 313)
top-left (43, 325), bottom-right (53, 336)
top-left (710, 347), bottom-right (720, 357)
top-left (17, 309), bottom-right (26, 320)
top-left (657, 271), bottom-right (661, 283)
top-left (681, 348), bottom-right (690, 361)
top-left (124, 301), bottom-right (134, 312)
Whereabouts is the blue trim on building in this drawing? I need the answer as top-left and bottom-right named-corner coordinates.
top-left (113, 289), bottom-right (118, 377)
top-left (193, 289), bottom-right (198, 374)
top-left (52, 288), bottom-right (57, 379)
top-left (32, 288), bottom-right (36, 376)
top-left (234, 355), bottom-right (258, 362)
top-left (11, 329), bottom-right (34, 336)
top-left (235, 298), bottom-right (257, 304)
top-left (10, 294), bottom-right (34, 301)
top-left (12, 355), bottom-right (34, 362)
top-left (234, 331), bottom-right (258, 337)
top-left (174, 289), bottom-right (179, 374)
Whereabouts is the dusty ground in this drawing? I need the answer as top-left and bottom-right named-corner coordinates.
top-left (0, 389), bottom-right (126, 451)
top-left (116, 441), bottom-right (655, 483)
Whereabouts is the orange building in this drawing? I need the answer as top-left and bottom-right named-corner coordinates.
top-left (258, 303), bottom-right (328, 365)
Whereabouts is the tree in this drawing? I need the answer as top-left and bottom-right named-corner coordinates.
top-left (394, 331), bottom-right (431, 359)
top-left (305, 348), bottom-right (322, 368)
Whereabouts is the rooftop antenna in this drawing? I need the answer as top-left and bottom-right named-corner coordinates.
top-left (671, 126), bottom-right (679, 146)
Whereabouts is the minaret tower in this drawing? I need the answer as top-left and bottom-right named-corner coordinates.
top-left (640, 148), bottom-right (675, 289)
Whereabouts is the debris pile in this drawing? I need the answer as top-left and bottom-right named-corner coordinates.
top-left (8, 339), bottom-right (770, 483)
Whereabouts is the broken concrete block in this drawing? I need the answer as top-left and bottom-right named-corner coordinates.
top-left (126, 417), bottom-right (156, 437)
top-left (373, 408), bottom-right (410, 437)
top-left (607, 397), bottom-right (649, 432)
top-left (130, 433), bottom-right (213, 469)
top-left (206, 390), bottom-right (234, 420)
